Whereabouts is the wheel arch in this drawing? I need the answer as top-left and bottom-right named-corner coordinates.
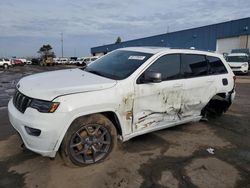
top-left (53, 110), bottom-right (123, 154)
top-left (202, 92), bottom-right (232, 116)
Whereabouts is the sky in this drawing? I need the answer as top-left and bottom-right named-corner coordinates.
top-left (0, 0), bottom-right (250, 58)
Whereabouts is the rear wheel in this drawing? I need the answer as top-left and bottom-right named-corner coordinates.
top-left (60, 114), bottom-right (117, 167)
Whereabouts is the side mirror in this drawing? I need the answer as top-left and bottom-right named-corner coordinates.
top-left (144, 71), bottom-right (162, 83)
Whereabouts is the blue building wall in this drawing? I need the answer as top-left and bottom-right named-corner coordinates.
top-left (91, 17), bottom-right (250, 54)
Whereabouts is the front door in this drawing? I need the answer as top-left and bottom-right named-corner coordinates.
top-left (133, 54), bottom-right (184, 131)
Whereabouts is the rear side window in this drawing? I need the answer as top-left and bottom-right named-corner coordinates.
top-left (207, 56), bottom-right (228, 75)
top-left (145, 54), bottom-right (181, 81)
top-left (181, 54), bottom-right (208, 77)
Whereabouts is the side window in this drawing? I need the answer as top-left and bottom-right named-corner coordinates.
top-left (145, 54), bottom-right (181, 81)
top-left (181, 54), bottom-right (208, 78)
top-left (207, 56), bottom-right (228, 75)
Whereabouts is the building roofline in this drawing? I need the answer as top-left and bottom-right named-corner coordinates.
top-left (91, 17), bottom-right (250, 52)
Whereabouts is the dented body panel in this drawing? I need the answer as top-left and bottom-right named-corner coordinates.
top-left (8, 47), bottom-right (235, 158)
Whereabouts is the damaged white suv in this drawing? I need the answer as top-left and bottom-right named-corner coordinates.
top-left (8, 47), bottom-right (235, 166)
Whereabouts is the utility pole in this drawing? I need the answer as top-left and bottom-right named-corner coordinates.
top-left (61, 32), bottom-right (64, 58)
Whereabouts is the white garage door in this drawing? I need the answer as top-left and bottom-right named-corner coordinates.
top-left (216, 37), bottom-right (240, 54)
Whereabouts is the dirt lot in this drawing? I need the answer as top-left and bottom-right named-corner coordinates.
top-left (0, 65), bottom-right (250, 188)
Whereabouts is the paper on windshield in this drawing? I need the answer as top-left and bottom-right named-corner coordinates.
top-left (128, 56), bottom-right (146, 60)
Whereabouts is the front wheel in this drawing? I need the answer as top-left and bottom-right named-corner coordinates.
top-left (3, 64), bottom-right (8, 69)
top-left (60, 114), bottom-right (117, 167)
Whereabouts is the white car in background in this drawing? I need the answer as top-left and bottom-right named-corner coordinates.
top-left (8, 47), bottom-right (235, 166)
top-left (83, 56), bottom-right (100, 64)
top-left (0, 58), bottom-right (12, 69)
top-left (226, 53), bottom-right (249, 74)
top-left (55, 58), bottom-right (69, 64)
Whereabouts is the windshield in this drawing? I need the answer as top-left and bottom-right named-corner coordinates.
top-left (84, 50), bottom-right (153, 80)
top-left (227, 56), bottom-right (248, 62)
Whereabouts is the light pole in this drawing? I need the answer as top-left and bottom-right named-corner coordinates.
top-left (61, 32), bottom-right (64, 58)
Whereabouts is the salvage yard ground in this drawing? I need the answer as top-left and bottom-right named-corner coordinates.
top-left (0, 66), bottom-right (250, 188)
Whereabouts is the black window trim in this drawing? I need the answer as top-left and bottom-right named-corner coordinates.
top-left (136, 53), bottom-right (229, 84)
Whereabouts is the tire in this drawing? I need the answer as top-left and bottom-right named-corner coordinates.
top-left (3, 64), bottom-right (8, 69)
top-left (60, 114), bottom-right (117, 167)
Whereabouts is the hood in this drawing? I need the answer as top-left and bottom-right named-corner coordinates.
top-left (228, 62), bottom-right (247, 67)
top-left (17, 68), bottom-right (117, 100)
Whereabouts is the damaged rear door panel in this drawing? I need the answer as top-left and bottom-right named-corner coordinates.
top-left (180, 54), bottom-right (217, 117)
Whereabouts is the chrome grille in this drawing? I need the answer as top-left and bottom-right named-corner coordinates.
top-left (13, 90), bottom-right (32, 113)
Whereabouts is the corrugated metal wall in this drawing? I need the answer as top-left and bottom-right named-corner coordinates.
top-left (91, 17), bottom-right (250, 54)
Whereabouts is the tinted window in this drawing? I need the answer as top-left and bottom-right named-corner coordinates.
top-left (85, 50), bottom-right (152, 80)
top-left (207, 56), bottom-right (228, 74)
top-left (181, 54), bottom-right (208, 77)
top-left (144, 54), bottom-right (181, 81)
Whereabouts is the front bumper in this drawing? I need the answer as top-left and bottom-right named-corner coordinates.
top-left (8, 99), bottom-right (67, 157)
top-left (230, 67), bottom-right (248, 74)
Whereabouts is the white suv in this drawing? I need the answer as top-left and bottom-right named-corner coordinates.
top-left (0, 58), bottom-right (12, 69)
top-left (8, 47), bottom-right (235, 166)
top-left (226, 53), bottom-right (249, 74)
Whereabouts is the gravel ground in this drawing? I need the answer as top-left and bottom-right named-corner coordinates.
top-left (0, 65), bottom-right (249, 188)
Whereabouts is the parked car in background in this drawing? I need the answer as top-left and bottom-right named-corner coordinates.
top-left (56, 58), bottom-right (69, 64)
top-left (69, 57), bottom-right (78, 64)
top-left (0, 58), bottom-right (12, 69)
top-left (8, 47), bottom-right (235, 166)
top-left (13, 59), bottom-right (25, 66)
top-left (75, 58), bottom-right (86, 66)
top-left (18, 59), bottom-right (27, 64)
top-left (83, 56), bottom-right (100, 64)
top-left (31, 58), bottom-right (41, 65)
top-left (53, 58), bottom-right (59, 64)
top-left (26, 60), bottom-right (32, 65)
top-left (226, 53), bottom-right (249, 74)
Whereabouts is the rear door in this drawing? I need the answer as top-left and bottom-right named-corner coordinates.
top-left (180, 53), bottom-right (215, 117)
top-left (133, 54), bottom-right (185, 131)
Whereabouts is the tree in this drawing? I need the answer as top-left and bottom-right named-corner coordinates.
top-left (37, 44), bottom-right (55, 59)
top-left (115, 36), bottom-right (122, 44)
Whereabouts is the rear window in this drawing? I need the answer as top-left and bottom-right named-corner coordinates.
top-left (207, 56), bottom-right (228, 75)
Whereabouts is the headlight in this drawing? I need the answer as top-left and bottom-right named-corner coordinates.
top-left (242, 63), bottom-right (248, 67)
top-left (30, 99), bottom-right (60, 113)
